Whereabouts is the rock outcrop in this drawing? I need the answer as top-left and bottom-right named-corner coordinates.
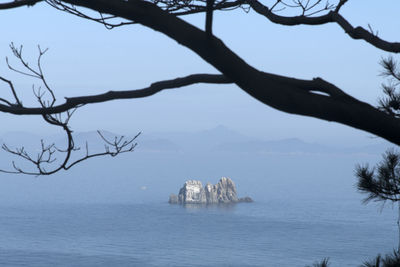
top-left (168, 194), bottom-right (179, 204)
top-left (178, 180), bottom-right (207, 204)
top-left (169, 177), bottom-right (253, 204)
top-left (238, 196), bottom-right (253, 203)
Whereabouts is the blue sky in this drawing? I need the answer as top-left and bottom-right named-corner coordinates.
top-left (0, 1), bottom-right (399, 145)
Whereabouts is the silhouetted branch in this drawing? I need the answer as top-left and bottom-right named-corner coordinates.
top-left (0, 76), bottom-right (22, 106)
top-left (45, 0), bottom-right (136, 29)
top-left (205, 0), bottom-right (215, 35)
top-left (334, 0), bottom-right (347, 12)
top-left (379, 57), bottom-right (400, 118)
top-left (64, 131), bottom-right (141, 170)
top-left (0, 0), bottom-right (400, 146)
top-left (307, 250), bottom-right (400, 266)
top-left (381, 56), bottom-right (400, 83)
top-left (361, 250), bottom-right (400, 267)
top-left (277, 0), bottom-right (335, 16)
top-left (356, 149), bottom-right (400, 203)
top-left (0, 44), bottom-right (141, 175)
top-left (7, 43), bottom-right (56, 105)
top-left (248, 0), bottom-right (400, 53)
top-left (0, 41), bottom-right (233, 175)
top-left (305, 258), bottom-right (330, 267)
top-left (0, 0), bottom-right (40, 10)
top-left (2, 0), bottom-right (400, 54)
top-left (0, 73), bottom-right (232, 115)
top-left (0, 129), bottom-right (140, 175)
top-left (356, 149), bottom-right (400, 251)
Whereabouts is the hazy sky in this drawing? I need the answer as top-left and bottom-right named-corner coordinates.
top-left (1, 1), bottom-right (399, 145)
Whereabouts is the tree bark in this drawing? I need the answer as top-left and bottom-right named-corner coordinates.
top-left (60, 0), bottom-right (400, 145)
top-left (1, 0), bottom-right (400, 145)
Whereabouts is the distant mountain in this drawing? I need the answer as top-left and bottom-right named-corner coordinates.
top-left (136, 138), bottom-right (181, 152)
top-left (147, 125), bottom-right (256, 152)
top-left (215, 137), bottom-right (393, 155)
top-left (0, 126), bottom-right (395, 156)
top-left (214, 138), bottom-right (333, 154)
top-left (197, 125), bottom-right (254, 143)
top-left (1, 131), bottom-right (42, 145)
top-left (68, 130), bottom-right (181, 153)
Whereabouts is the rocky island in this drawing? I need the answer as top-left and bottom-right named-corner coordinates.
top-left (169, 177), bottom-right (253, 204)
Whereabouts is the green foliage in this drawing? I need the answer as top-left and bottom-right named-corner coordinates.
top-left (356, 149), bottom-right (400, 254)
top-left (306, 252), bottom-right (400, 267)
top-left (362, 254), bottom-right (381, 267)
top-left (379, 57), bottom-right (400, 118)
top-left (361, 251), bottom-right (400, 267)
top-left (356, 149), bottom-right (400, 203)
top-left (305, 258), bottom-right (330, 267)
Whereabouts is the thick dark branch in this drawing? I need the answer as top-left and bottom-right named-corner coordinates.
top-left (334, 0), bottom-right (348, 12)
top-left (205, 0), bottom-right (214, 35)
top-left (56, 0), bottom-right (400, 146)
top-left (0, 73), bottom-right (232, 115)
top-left (1, 0), bottom-right (399, 53)
top-left (248, 0), bottom-right (400, 53)
top-left (0, 0), bottom-right (41, 9)
top-left (2, 0), bottom-right (400, 146)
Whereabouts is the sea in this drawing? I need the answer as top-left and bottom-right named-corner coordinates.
top-left (0, 198), bottom-right (396, 267)
top-left (0, 130), bottom-right (397, 266)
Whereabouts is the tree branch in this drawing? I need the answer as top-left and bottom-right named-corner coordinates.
top-left (0, 0), bottom-right (41, 9)
top-left (248, 0), bottom-right (400, 53)
top-left (1, 0), bottom-right (400, 145)
top-left (1, 0), bottom-right (400, 148)
top-left (205, 0), bottom-right (215, 35)
top-left (0, 43), bottom-right (141, 175)
top-left (49, 0), bottom-right (400, 146)
top-left (0, 73), bottom-right (232, 115)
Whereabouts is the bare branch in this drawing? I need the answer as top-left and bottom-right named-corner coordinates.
top-left (0, 43), bottom-right (142, 175)
top-left (1, 0), bottom-right (400, 152)
top-left (48, 0), bottom-right (400, 147)
top-left (1, 0), bottom-right (399, 54)
top-left (248, 0), bottom-right (400, 53)
top-left (64, 131), bottom-right (141, 170)
top-left (45, 0), bottom-right (136, 29)
top-left (0, 76), bottom-right (22, 106)
top-left (0, 118), bottom-right (141, 176)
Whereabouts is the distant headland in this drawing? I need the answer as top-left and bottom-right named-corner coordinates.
top-left (169, 177), bottom-right (253, 205)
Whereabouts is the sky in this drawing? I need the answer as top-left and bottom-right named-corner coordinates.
top-left (0, 1), bottom-right (399, 146)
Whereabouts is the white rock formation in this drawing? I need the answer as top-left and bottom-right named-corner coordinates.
top-left (215, 177), bottom-right (239, 203)
top-left (205, 183), bottom-right (218, 204)
top-left (177, 180), bottom-right (207, 204)
top-left (169, 177), bottom-right (252, 204)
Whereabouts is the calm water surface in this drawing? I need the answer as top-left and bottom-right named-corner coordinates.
top-left (0, 199), bottom-right (396, 267)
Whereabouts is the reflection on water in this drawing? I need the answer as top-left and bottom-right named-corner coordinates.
top-left (181, 203), bottom-right (238, 212)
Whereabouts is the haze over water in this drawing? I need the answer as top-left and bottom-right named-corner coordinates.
top-left (0, 126), bottom-right (396, 266)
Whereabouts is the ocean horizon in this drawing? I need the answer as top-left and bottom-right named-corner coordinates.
top-left (0, 197), bottom-right (396, 267)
